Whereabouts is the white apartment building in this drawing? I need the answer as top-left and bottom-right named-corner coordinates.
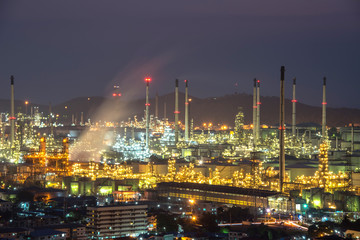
top-left (87, 203), bottom-right (148, 239)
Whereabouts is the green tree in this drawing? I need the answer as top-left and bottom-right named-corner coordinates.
top-left (16, 190), bottom-right (34, 203)
top-left (156, 213), bottom-right (178, 233)
top-left (199, 212), bottom-right (219, 232)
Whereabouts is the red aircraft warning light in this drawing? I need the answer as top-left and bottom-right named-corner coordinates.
top-left (145, 78), bottom-right (151, 82)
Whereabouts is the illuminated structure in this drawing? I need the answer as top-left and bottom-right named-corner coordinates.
top-left (112, 134), bottom-right (150, 161)
top-left (145, 77), bottom-right (151, 148)
top-left (279, 66), bottom-right (285, 193)
top-left (322, 77), bottom-right (327, 138)
top-left (256, 79), bottom-right (261, 143)
top-left (292, 77), bottom-right (297, 138)
top-left (234, 108), bottom-right (244, 141)
top-left (23, 137), bottom-right (70, 183)
top-left (184, 80), bottom-right (189, 141)
top-left (174, 79), bottom-right (179, 144)
top-left (294, 140), bottom-right (351, 194)
top-left (10, 76), bottom-right (15, 149)
top-left (252, 78), bottom-right (257, 147)
top-left (156, 182), bottom-right (294, 213)
top-left (318, 141), bottom-right (329, 188)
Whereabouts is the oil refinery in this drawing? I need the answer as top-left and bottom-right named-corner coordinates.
top-left (0, 69), bottom-right (360, 239)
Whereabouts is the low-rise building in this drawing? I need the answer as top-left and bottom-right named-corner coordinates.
top-left (30, 229), bottom-right (66, 240)
top-left (0, 227), bottom-right (29, 239)
top-left (40, 224), bottom-right (87, 240)
top-left (0, 199), bottom-right (12, 212)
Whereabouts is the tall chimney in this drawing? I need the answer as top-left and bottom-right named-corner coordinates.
top-left (322, 77), bottom-right (327, 138)
top-left (279, 66), bottom-right (285, 193)
top-left (256, 80), bottom-right (261, 142)
top-left (155, 93), bottom-right (159, 119)
top-left (10, 76), bottom-right (15, 148)
top-left (145, 78), bottom-right (151, 148)
top-left (164, 102), bottom-right (167, 121)
top-left (292, 78), bottom-right (297, 138)
top-left (174, 79), bottom-right (179, 143)
top-left (81, 112), bottom-right (84, 126)
top-left (252, 78), bottom-right (257, 147)
top-left (184, 80), bottom-right (189, 141)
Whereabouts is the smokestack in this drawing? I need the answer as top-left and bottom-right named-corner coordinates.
top-left (185, 80), bottom-right (189, 141)
top-left (10, 76), bottom-right (15, 148)
top-left (72, 114), bottom-right (75, 125)
top-left (322, 77), bottom-right (327, 138)
top-left (256, 80), bottom-right (261, 142)
top-left (292, 78), bottom-right (296, 138)
top-left (279, 66), bottom-right (285, 193)
top-left (145, 78), bottom-right (151, 148)
top-left (174, 79), bottom-right (179, 143)
top-left (164, 102), bottom-right (167, 121)
top-left (81, 112), bottom-right (84, 126)
top-left (252, 78), bottom-right (257, 147)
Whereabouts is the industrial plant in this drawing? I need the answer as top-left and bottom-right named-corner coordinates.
top-left (0, 67), bottom-right (359, 239)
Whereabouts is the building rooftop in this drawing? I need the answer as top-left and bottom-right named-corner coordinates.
top-left (157, 182), bottom-right (279, 197)
top-left (30, 229), bottom-right (66, 237)
top-left (0, 227), bottom-right (28, 234)
top-left (87, 202), bottom-right (148, 209)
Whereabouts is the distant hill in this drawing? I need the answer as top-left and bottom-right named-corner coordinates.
top-left (1, 93), bottom-right (360, 127)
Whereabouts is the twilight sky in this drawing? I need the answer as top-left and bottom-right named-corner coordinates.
top-left (0, 0), bottom-right (359, 108)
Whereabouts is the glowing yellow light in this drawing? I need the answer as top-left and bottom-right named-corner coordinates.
top-left (313, 200), bottom-right (321, 207)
